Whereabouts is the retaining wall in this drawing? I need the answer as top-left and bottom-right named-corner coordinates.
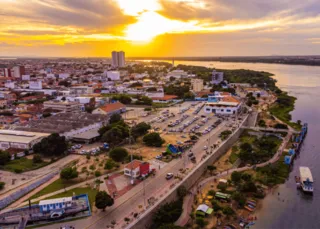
top-left (128, 115), bottom-right (250, 229)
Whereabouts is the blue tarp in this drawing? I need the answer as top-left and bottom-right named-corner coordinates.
top-left (288, 149), bottom-right (295, 156)
top-left (284, 155), bottom-right (292, 165)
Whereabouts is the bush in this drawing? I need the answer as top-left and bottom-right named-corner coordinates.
top-left (211, 200), bottom-right (222, 211)
top-left (143, 132), bottom-right (164, 147)
top-left (109, 113), bottom-right (122, 124)
top-left (104, 159), bottom-right (117, 170)
top-left (195, 217), bottom-right (207, 227)
top-left (152, 199), bottom-right (183, 228)
top-left (177, 186), bottom-right (187, 198)
top-left (32, 154), bottom-right (43, 164)
top-left (258, 119), bottom-right (266, 127)
top-left (95, 171), bottom-right (101, 177)
top-left (217, 183), bottom-right (227, 192)
top-left (0, 151), bottom-right (11, 165)
top-left (223, 206), bottom-right (235, 216)
top-left (60, 167), bottom-right (78, 180)
top-left (109, 147), bottom-right (129, 162)
top-left (207, 189), bottom-right (215, 196)
top-left (0, 182), bottom-right (5, 190)
top-left (231, 171), bottom-right (242, 183)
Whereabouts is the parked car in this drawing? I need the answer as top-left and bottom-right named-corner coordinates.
top-left (156, 155), bottom-right (163, 160)
top-left (166, 173), bottom-right (174, 180)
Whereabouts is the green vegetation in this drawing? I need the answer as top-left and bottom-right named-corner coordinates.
top-left (109, 147), bottom-right (129, 162)
top-left (255, 154), bottom-right (290, 186)
top-left (104, 158), bottom-right (118, 170)
top-left (229, 152), bottom-right (239, 164)
top-left (238, 134), bottom-right (281, 164)
top-left (30, 178), bottom-right (79, 200)
top-left (131, 122), bottom-right (151, 138)
top-left (60, 167), bottom-right (78, 180)
top-left (95, 191), bottom-right (114, 211)
top-left (269, 92), bottom-right (301, 129)
top-left (143, 132), bottom-right (165, 147)
top-left (219, 130), bottom-right (232, 140)
top-left (0, 151), bottom-right (10, 165)
top-left (99, 119), bottom-right (130, 147)
top-left (111, 94), bottom-right (132, 104)
top-left (0, 181), bottom-right (5, 190)
top-left (135, 96), bottom-right (153, 105)
top-left (258, 119), bottom-right (266, 127)
top-left (2, 157), bottom-right (49, 173)
top-left (164, 84), bottom-right (190, 99)
top-left (152, 199), bottom-right (183, 228)
top-left (33, 133), bottom-right (68, 157)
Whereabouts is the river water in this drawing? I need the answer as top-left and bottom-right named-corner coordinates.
top-left (167, 60), bottom-right (320, 228)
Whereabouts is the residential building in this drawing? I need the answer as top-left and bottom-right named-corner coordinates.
top-left (124, 160), bottom-right (150, 178)
top-left (4, 68), bottom-right (12, 77)
top-left (0, 99), bottom-right (7, 108)
top-left (0, 130), bottom-right (50, 150)
top-left (43, 100), bottom-right (81, 113)
top-left (4, 81), bottom-right (15, 89)
top-left (192, 79), bottom-right (204, 92)
top-left (22, 75), bottom-right (30, 81)
top-left (92, 102), bottom-right (126, 115)
top-left (203, 91), bottom-right (242, 115)
top-left (152, 95), bottom-right (179, 103)
top-left (59, 73), bottom-right (70, 79)
top-left (111, 51), bottom-right (125, 67)
top-left (70, 86), bottom-right (93, 95)
top-left (29, 80), bottom-right (42, 90)
top-left (244, 87), bottom-right (269, 97)
top-left (12, 66), bottom-right (25, 78)
top-left (166, 70), bottom-right (188, 80)
top-left (211, 70), bottom-right (224, 85)
top-left (106, 71), bottom-right (120, 81)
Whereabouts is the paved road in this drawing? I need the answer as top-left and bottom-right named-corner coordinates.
top-left (41, 113), bottom-right (244, 229)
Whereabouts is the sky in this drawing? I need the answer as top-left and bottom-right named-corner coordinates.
top-left (1, 0), bottom-right (320, 57)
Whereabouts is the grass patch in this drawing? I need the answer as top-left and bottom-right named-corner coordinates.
top-left (2, 157), bottom-right (49, 173)
top-left (31, 187), bottom-right (98, 208)
top-left (229, 152), bottom-right (239, 164)
top-left (269, 93), bottom-right (301, 130)
top-left (30, 178), bottom-right (80, 200)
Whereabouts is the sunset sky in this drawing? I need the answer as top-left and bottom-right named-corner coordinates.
top-left (1, 0), bottom-right (320, 57)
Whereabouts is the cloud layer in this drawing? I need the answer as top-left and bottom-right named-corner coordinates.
top-left (0, 0), bottom-right (320, 56)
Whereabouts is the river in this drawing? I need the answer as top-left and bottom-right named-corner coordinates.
top-left (163, 60), bottom-right (320, 228)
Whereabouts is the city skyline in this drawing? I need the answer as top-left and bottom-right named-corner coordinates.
top-left (1, 0), bottom-right (320, 57)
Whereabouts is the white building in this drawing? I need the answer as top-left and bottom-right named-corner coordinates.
top-left (43, 100), bottom-right (81, 113)
top-left (106, 71), bottom-right (120, 81)
top-left (12, 66), bottom-right (25, 78)
top-left (192, 79), bottom-right (204, 92)
top-left (22, 75), bottom-right (30, 81)
top-left (203, 92), bottom-right (242, 115)
top-left (4, 82), bottom-right (15, 89)
top-left (166, 70), bottom-right (188, 80)
top-left (211, 70), bottom-right (224, 85)
top-left (70, 86), bottom-right (93, 96)
top-left (111, 51), bottom-right (125, 67)
top-left (59, 73), bottom-right (70, 79)
top-left (0, 130), bottom-right (50, 150)
top-left (29, 80), bottom-right (42, 90)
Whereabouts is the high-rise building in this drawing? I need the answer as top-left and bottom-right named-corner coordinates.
top-left (211, 70), bottom-right (224, 85)
top-left (111, 51), bottom-right (125, 67)
top-left (192, 79), bottom-right (204, 92)
top-left (12, 66), bottom-right (25, 78)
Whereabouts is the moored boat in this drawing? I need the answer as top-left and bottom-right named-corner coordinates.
top-left (299, 167), bottom-right (313, 193)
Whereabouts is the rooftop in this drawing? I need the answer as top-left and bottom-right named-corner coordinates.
top-left (0, 130), bottom-right (49, 144)
top-left (39, 197), bottom-right (73, 205)
top-left (99, 102), bottom-right (125, 113)
top-left (125, 160), bottom-right (143, 170)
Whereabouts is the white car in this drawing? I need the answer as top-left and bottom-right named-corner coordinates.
top-left (203, 146), bottom-right (208, 150)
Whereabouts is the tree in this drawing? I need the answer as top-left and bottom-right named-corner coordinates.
top-left (102, 126), bottom-right (129, 146)
top-left (109, 113), bottom-right (122, 124)
top-left (258, 119), bottom-right (266, 127)
top-left (60, 167), bottom-right (78, 180)
top-left (131, 122), bottom-right (151, 138)
top-left (0, 182), bottom-right (5, 190)
top-left (207, 165), bottom-right (216, 175)
top-left (240, 142), bottom-right (253, 153)
top-left (223, 206), bottom-right (235, 216)
top-left (104, 158), bottom-right (117, 170)
top-left (33, 133), bottom-right (68, 157)
top-left (32, 154), bottom-right (43, 163)
top-left (95, 191), bottom-right (114, 211)
top-left (231, 171), bottom-right (242, 183)
top-left (177, 186), bottom-right (187, 199)
top-left (158, 225), bottom-right (184, 229)
top-left (143, 132), bottom-right (164, 147)
top-left (0, 151), bottom-right (10, 165)
top-left (109, 147), bottom-right (128, 162)
top-left (195, 217), bottom-right (207, 227)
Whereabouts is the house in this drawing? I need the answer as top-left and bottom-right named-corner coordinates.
top-left (92, 102), bottom-right (126, 115)
top-left (196, 204), bottom-right (213, 216)
top-left (124, 160), bottom-right (150, 178)
top-left (244, 87), bottom-right (269, 97)
top-left (152, 95), bottom-right (179, 103)
top-left (203, 91), bottom-right (242, 115)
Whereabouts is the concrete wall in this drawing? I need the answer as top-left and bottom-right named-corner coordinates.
top-left (127, 115), bottom-right (250, 229)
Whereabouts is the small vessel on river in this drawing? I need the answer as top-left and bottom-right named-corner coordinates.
top-left (297, 167), bottom-right (313, 193)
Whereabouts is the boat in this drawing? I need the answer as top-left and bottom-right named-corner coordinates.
top-left (299, 167), bottom-right (314, 193)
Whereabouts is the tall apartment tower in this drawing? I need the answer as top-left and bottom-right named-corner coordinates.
top-left (111, 51), bottom-right (125, 67)
top-left (12, 66), bottom-right (25, 78)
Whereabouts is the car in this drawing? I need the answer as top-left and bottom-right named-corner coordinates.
top-left (156, 155), bottom-right (163, 160)
top-left (166, 173), bottom-right (174, 180)
top-left (203, 145), bottom-right (208, 150)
